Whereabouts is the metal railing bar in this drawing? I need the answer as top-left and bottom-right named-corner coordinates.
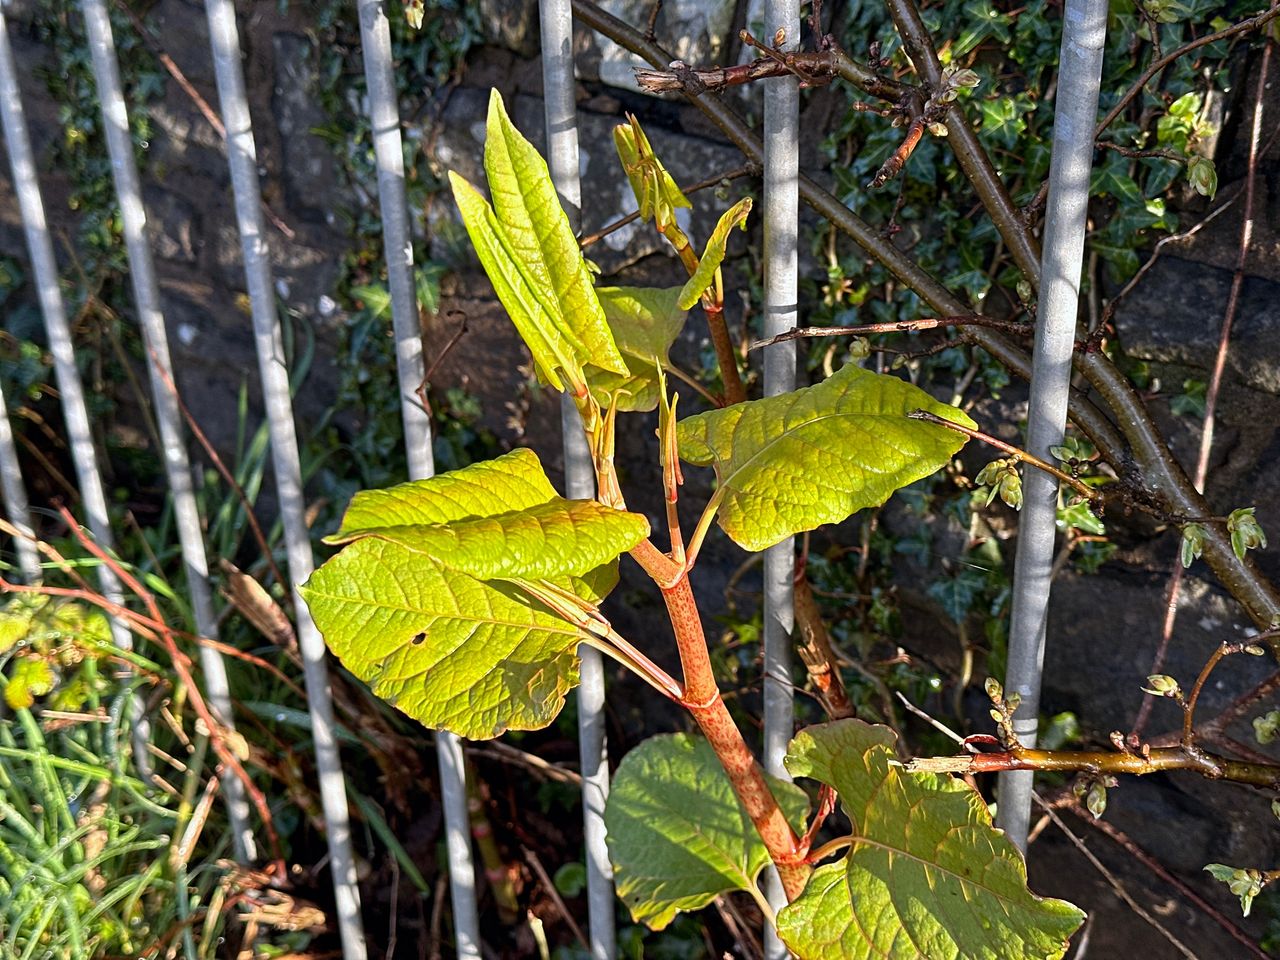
top-left (203, 1), bottom-right (366, 954)
top-left (761, 1), bottom-right (799, 953)
top-left (0, 381), bottom-right (40, 583)
top-left (539, 1), bottom-right (616, 955)
top-left (79, 0), bottom-right (254, 862)
top-left (0, 8), bottom-right (147, 771)
top-left (353, 2), bottom-right (480, 956)
top-left (995, 0), bottom-right (1109, 851)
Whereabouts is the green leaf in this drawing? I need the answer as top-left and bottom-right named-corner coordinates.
top-left (676, 364), bottom-right (975, 551)
top-left (586, 285), bottom-right (689, 412)
top-left (1056, 500), bottom-right (1104, 536)
top-left (333, 448), bottom-right (556, 539)
top-left (303, 537), bottom-right (615, 739)
top-left (448, 90), bottom-right (626, 390)
top-left (605, 733), bottom-right (809, 930)
top-left (337, 497), bottom-right (650, 581)
top-left (677, 198), bottom-right (752, 310)
top-left (328, 448), bottom-right (649, 579)
top-left (777, 720), bottom-right (1085, 959)
top-left (6, 657), bottom-right (55, 710)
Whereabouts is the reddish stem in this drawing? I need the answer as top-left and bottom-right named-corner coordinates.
top-left (660, 575), bottom-right (809, 899)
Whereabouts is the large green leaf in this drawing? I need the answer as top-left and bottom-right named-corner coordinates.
top-left (677, 197), bottom-right (752, 310)
top-left (448, 90), bottom-right (626, 390)
top-left (586, 286), bottom-right (688, 412)
top-left (605, 733), bottom-right (809, 930)
top-left (302, 538), bottom-right (617, 739)
top-left (776, 720), bottom-right (1085, 960)
top-left (676, 364), bottom-right (975, 551)
top-left (332, 449), bottom-right (556, 539)
top-left (338, 498), bottom-right (649, 581)
top-left (329, 448), bottom-right (649, 579)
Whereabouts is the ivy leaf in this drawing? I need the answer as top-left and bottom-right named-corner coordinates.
top-left (777, 720), bottom-right (1085, 959)
top-left (676, 365), bottom-right (975, 551)
top-left (5, 656), bottom-right (55, 710)
top-left (587, 286), bottom-right (689, 412)
top-left (448, 90), bottom-right (626, 391)
top-left (605, 733), bottom-right (809, 930)
top-left (1056, 500), bottom-right (1105, 536)
top-left (677, 198), bottom-right (752, 310)
top-left (303, 537), bottom-right (614, 739)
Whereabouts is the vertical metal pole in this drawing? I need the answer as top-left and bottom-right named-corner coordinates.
top-left (0, 10), bottom-right (142, 749)
top-left (354, 3), bottom-right (480, 956)
top-left (761, 0), bottom-right (798, 952)
top-left (995, 0), bottom-right (1107, 852)
top-left (80, 0), bottom-right (254, 862)
top-left (0, 382), bottom-right (40, 583)
top-left (203, 3), bottom-right (367, 955)
top-left (540, 2), bottom-right (616, 956)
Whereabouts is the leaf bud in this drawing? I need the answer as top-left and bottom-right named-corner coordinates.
top-left (1086, 780), bottom-right (1107, 819)
top-left (1227, 507), bottom-right (1267, 560)
top-left (1186, 156), bottom-right (1218, 198)
top-left (985, 677), bottom-right (1003, 702)
top-left (1180, 523), bottom-right (1205, 569)
top-left (1141, 674), bottom-right (1181, 698)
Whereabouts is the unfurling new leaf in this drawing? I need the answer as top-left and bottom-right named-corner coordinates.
top-left (448, 90), bottom-right (626, 393)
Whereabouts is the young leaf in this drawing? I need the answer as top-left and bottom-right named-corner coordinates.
top-left (303, 537), bottom-right (616, 739)
top-left (613, 117), bottom-right (692, 231)
top-left (677, 364), bottom-right (975, 551)
top-left (586, 285), bottom-right (689, 412)
top-left (605, 733), bottom-right (808, 930)
top-left (677, 197), bottom-right (753, 310)
top-left (448, 90), bottom-right (626, 390)
top-left (776, 720), bottom-right (1085, 960)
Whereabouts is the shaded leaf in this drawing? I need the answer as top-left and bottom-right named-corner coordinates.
top-left (605, 733), bottom-right (808, 929)
top-left (676, 364), bottom-right (975, 551)
top-left (586, 286), bottom-right (688, 411)
top-left (677, 198), bottom-right (752, 310)
top-left (777, 720), bottom-right (1085, 959)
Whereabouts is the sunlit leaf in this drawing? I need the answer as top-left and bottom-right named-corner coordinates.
top-left (677, 198), bottom-right (752, 310)
top-left (448, 90), bottom-right (626, 390)
top-left (677, 364), bottom-right (974, 551)
top-left (304, 538), bottom-right (615, 739)
top-left (777, 720), bottom-right (1085, 959)
top-left (613, 117), bottom-right (691, 232)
